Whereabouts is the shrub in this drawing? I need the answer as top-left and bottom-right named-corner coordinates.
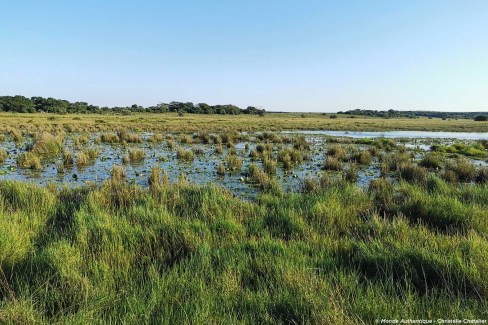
top-left (474, 115), bottom-right (488, 121)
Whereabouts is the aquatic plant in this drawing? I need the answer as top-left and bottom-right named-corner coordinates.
top-left (216, 163), bottom-right (225, 176)
top-left (351, 150), bottom-right (372, 165)
top-left (29, 132), bottom-right (62, 159)
top-left (101, 132), bottom-right (120, 143)
top-left (0, 149), bottom-right (7, 164)
top-left (323, 156), bottom-right (343, 171)
top-left (262, 156), bottom-right (277, 174)
top-left (149, 133), bottom-right (164, 143)
top-left (176, 148), bottom-right (194, 162)
top-left (444, 158), bottom-right (477, 182)
top-left (226, 154), bottom-right (243, 172)
top-left (419, 153), bottom-right (442, 169)
top-left (17, 152), bottom-right (42, 170)
top-left (128, 148), bottom-right (146, 163)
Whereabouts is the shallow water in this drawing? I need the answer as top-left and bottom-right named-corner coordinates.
top-left (0, 132), bottom-right (486, 198)
top-left (283, 130), bottom-right (488, 140)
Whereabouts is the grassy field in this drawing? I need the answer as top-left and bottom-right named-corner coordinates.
top-left (0, 112), bottom-right (487, 133)
top-left (0, 174), bottom-right (487, 324)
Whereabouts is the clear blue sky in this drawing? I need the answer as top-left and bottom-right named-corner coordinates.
top-left (1, 0), bottom-right (487, 112)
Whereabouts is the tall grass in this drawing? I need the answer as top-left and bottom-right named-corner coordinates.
top-left (0, 176), bottom-right (487, 323)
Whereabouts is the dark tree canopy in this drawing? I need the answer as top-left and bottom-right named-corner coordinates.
top-left (338, 109), bottom-right (488, 120)
top-left (0, 96), bottom-right (266, 116)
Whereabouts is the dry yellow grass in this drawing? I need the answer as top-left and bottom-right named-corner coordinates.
top-left (0, 112), bottom-right (486, 134)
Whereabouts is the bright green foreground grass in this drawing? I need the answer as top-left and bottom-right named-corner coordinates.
top-left (0, 176), bottom-right (487, 324)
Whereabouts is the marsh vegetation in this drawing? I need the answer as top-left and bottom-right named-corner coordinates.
top-left (0, 118), bottom-right (487, 323)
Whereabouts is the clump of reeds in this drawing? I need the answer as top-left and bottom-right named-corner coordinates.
top-left (101, 132), bottom-right (120, 143)
top-left (118, 130), bottom-right (142, 143)
top-left (323, 156), bottom-right (343, 171)
top-left (0, 149), bottom-right (7, 164)
top-left (277, 148), bottom-right (303, 169)
top-left (419, 153), bottom-right (442, 169)
top-left (62, 151), bottom-right (74, 167)
top-left (443, 158), bottom-right (477, 182)
top-left (398, 162), bottom-right (427, 184)
top-left (226, 154), bottom-right (243, 172)
top-left (351, 150), bottom-right (372, 165)
top-left (178, 134), bottom-right (193, 144)
top-left (326, 145), bottom-right (347, 161)
top-left (17, 152), bottom-right (42, 170)
top-left (247, 168), bottom-right (282, 194)
top-left (262, 156), bottom-right (277, 174)
top-left (193, 147), bottom-right (205, 156)
top-left (215, 144), bottom-right (223, 155)
top-left (10, 128), bottom-right (23, 143)
top-left (216, 163), bottom-right (226, 176)
top-left (128, 148), bottom-right (146, 163)
top-left (149, 133), bottom-right (164, 143)
top-left (176, 148), bottom-right (194, 162)
top-left (148, 165), bottom-right (169, 191)
top-left (30, 132), bottom-right (62, 159)
top-left (74, 135), bottom-right (89, 146)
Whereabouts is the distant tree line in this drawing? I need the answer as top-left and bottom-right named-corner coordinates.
top-left (0, 96), bottom-right (266, 116)
top-left (338, 109), bottom-right (488, 120)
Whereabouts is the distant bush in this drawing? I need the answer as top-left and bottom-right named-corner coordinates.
top-left (474, 115), bottom-right (488, 121)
